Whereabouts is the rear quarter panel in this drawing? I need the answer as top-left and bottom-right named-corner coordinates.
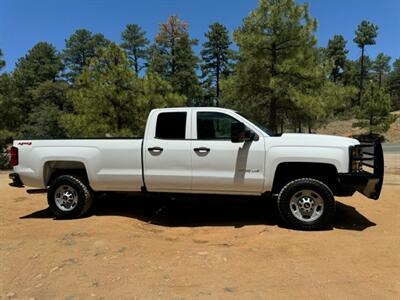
top-left (14, 139), bottom-right (143, 191)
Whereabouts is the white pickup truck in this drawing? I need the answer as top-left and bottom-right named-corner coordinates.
top-left (9, 107), bottom-right (384, 230)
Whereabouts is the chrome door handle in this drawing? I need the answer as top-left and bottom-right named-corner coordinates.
top-left (148, 146), bottom-right (163, 153)
top-left (194, 147), bottom-right (210, 153)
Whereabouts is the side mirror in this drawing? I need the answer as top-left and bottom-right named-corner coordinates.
top-left (231, 122), bottom-right (246, 143)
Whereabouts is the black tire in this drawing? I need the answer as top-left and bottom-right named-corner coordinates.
top-left (47, 175), bottom-right (93, 218)
top-left (277, 178), bottom-right (336, 230)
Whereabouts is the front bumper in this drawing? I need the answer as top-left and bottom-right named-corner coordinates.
top-left (9, 173), bottom-right (24, 188)
top-left (338, 140), bottom-right (384, 200)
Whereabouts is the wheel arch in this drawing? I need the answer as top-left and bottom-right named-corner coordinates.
top-left (271, 162), bottom-right (339, 194)
top-left (43, 160), bottom-right (89, 186)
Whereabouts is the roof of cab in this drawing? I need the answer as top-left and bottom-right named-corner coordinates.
top-left (151, 107), bottom-right (235, 112)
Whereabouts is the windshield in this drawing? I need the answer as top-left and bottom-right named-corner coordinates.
top-left (237, 112), bottom-right (276, 136)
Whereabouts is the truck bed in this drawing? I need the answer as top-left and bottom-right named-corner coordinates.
top-left (13, 139), bottom-right (144, 191)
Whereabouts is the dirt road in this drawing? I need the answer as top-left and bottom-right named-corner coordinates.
top-left (1, 167), bottom-right (399, 299)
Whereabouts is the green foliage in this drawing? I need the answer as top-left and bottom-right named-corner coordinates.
top-left (31, 80), bottom-right (71, 111)
top-left (19, 102), bottom-right (67, 138)
top-left (138, 72), bottom-right (186, 130)
top-left (320, 82), bottom-right (358, 119)
top-left (0, 129), bottom-right (14, 151)
top-left (0, 74), bottom-right (21, 128)
top-left (200, 22), bottom-right (235, 106)
top-left (120, 24), bottom-right (149, 74)
top-left (148, 15), bottom-right (189, 77)
top-left (8, 42), bottom-right (68, 139)
top-left (372, 53), bottom-right (391, 87)
top-left (354, 82), bottom-right (396, 135)
top-left (343, 56), bottom-right (373, 87)
top-left (0, 74), bottom-right (20, 147)
top-left (169, 34), bottom-right (202, 105)
top-left (63, 29), bottom-right (110, 80)
top-left (0, 11), bottom-right (396, 146)
top-left (388, 58), bottom-right (400, 109)
top-left (17, 80), bottom-right (70, 138)
top-left (227, 0), bottom-right (320, 132)
top-left (343, 59), bottom-right (360, 87)
top-left (14, 42), bottom-right (63, 91)
top-left (285, 59), bottom-right (358, 130)
top-left (62, 43), bottom-right (185, 137)
top-left (353, 20), bottom-right (378, 104)
top-left (148, 15), bottom-right (201, 105)
top-left (325, 35), bottom-right (348, 82)
top-left (353, 21), bottom-right (378, 48)
top-left (62, 43), bottom-right (141, 137)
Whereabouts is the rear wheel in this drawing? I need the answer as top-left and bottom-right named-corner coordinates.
top-left (277, 178), bottom-right (335, 230)
top-left (47, 175), bottom-right (93, 218)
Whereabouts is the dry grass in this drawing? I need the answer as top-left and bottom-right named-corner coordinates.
top-left (317, 111), bottom-right (400, 143)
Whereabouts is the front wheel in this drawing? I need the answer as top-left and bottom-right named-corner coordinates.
top-left (277, 178), bottom-right (336, 230)
top-left (47, 175), bottom-right (93, 218)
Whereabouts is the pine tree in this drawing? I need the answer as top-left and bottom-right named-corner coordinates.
top-left (14, 42), bottom-right (63, 90)
top-left (388, 58), bottom-right (400, 109)
top-left (0, 74), bottom-right (20, 149)
top-left (19, 102), bottom-right (67, 138)
top-left (228, 0), bottom-right (320, 133)
top-left (342, 59), bottom-right (359, 87)
top-left (200, 22), bottom-right (234, 106)
top-left (372, 53), bottom-right (391, 88)
top-left (169, 34), bottom-right (202, 105)
top-left (326, 35), bottom-right (348, 82)
top-left (13, 42), bottom-right (64, 118)
top-left (62, 43), bottom-right (185, 137)
top-left (148, 15), bottom-right (201, 105)
top-left (18, 80), bottom-right (70, 138)
top-left (63, 29), bottom-right (110, 80)
top-left (354, 82), bottom-right (396, 136)
top-left (120, 24), bottom-right (149, 75)
top-left (10, 43), bottom-right (67, 138)
top-left (353, 21), bottom-right (378, 104)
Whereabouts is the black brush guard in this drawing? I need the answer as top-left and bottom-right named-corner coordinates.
top-left (339, 140), bottom-right (384, 200)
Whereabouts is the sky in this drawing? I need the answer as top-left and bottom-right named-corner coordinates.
top-left (1, 0), bottom-right (399, 73)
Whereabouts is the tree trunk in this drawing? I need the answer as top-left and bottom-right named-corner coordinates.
top-left (133, 51), bottom-right (139, 75)
top-left (269, 99), bottom-right (277, 134)
top-left (308, 124), bottom-right (312, 133)
top-left (216, 56), bottom-right (220, 107)
top-left (369, 112), bottom-right (373, 137)
top-left (378, 71), bottom-right (382, 88)
top-left (268, 42), bottom-right (278, 134)
top-left (171, 36), bottom-right (176, 75)
top-left (357, 45), bottom-right (365, 104)
top-left (109, 99), bottom-right (122, 131)
top-left (332, 66), bottom-right (338, 83)
top-left (298, 122), bottom-right (302, 133)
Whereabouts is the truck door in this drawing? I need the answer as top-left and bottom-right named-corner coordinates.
top-left (143, 110), bottom-right (192, 192)
top-left (191, 111), bottom-right (265, 194)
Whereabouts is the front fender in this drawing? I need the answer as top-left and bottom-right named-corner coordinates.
top-left (264, 146), bottom-right (349, 191)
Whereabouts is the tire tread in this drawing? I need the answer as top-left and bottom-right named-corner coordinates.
top-left (277, 178), bottom-right (336, 230)
top-left (47, 175), bottom-right (93, 218)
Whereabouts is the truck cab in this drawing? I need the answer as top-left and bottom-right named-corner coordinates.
top-left (143, 107), bottom-right (267, 194)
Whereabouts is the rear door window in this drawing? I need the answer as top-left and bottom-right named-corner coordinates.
top-left (155, 112), bottom-right (187, 139)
